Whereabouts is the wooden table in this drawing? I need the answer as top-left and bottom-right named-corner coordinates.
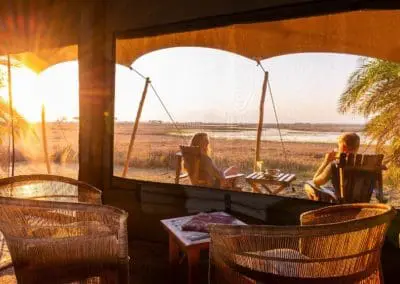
top-left (161, 212), bottom-right (245, 284)
top-left (246, 172), bottom-right (296, 195)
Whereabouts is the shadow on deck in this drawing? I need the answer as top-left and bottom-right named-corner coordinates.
top-left (1, 238), bottom-right (399, 283)
top-left (130, 240), bottom-right (209, 284)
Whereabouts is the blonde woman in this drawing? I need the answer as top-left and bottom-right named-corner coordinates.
top-left (184, 132), bottom-right (239, 188)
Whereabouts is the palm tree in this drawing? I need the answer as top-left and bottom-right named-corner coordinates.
top-left (0, 61), bottom-right (37, 144)
top-left (339, 58), bottom-right (400, 185)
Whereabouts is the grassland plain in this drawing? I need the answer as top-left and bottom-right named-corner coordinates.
top-left (1, 122), bottom-right (398, 206)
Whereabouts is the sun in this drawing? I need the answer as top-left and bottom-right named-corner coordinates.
top-left (0, 62), bottom-right (79, 123)
top-left (0, 66), bottom-right (40, 122)
top-left (35, 62), bottom-right (79, 122)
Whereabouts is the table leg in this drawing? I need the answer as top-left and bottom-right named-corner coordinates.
top-left (249, 182), bottom-right (259, 193)
top-left (187, 248), bottom-right (200, 284)
top-left (169, 235), bottom-right (180, 283)
top-left (271, 184), bottom-right (286, 195)
top-left (261, 184), bottom-right (273, 194)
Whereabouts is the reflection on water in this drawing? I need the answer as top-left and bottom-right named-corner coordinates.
top-left (170, 128), bottom-right (370, 144)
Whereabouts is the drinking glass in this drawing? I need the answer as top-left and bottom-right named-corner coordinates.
top-left (256, 160), bottom-right (264, 173)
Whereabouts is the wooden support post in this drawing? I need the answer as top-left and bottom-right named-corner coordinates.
top-left (255, 71), bottom-right (269, 171)
top-left (7, 55), bottom-right (15, 177)
top-left (175, 152), bottom-right (182, 184)
top-left (122, 78), bottom-right (151, 177)
top-left (41, 104), bottom-right (51, 174)
top-left (78, 1), bottom-right (115, 190)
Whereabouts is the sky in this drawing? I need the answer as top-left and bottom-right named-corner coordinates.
top-left (0, 47), bottom-right (367, 124)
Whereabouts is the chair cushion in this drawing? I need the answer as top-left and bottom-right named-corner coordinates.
top-left (232, 248), bottom-right (329, 278)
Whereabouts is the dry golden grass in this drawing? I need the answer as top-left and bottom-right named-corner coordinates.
top-left (112, 123), bottom-right (374, 180)
top-left (1, 122), bottom-right (397, 206)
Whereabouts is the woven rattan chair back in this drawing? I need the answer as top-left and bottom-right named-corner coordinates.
top-left (0, 174), bottom-right (102, 204)
top-left (0, 197), bottom-right (129, 283)
top-left (209, 203), bottom-right (395, 284)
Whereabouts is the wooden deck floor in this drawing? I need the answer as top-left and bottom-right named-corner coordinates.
top-left (1, 238), bottom-right (399, 283)
top-left (0, 239), bottom-right (209, 284)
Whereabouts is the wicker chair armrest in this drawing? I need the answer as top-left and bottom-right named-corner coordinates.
top-left (0, 174), bottom-right (102, 204)
top-left (210, 208), bottom-right (393, 238)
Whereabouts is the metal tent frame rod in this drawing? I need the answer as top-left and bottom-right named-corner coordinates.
top-left (121, 67), bottom-right (187, 177)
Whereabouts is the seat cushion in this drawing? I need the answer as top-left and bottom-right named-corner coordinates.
top-left (232, 248), bottom-right (329, 278)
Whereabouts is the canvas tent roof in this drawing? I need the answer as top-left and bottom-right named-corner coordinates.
top-left (0, 0), bottom-right (80, 57)
top-left (6, 9), bottom-right (400, 72)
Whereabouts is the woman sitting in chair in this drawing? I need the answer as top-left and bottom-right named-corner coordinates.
top-left (304, 132), bottom-right (360, 201)
top-left (184, 132), bottom-right (240, 189)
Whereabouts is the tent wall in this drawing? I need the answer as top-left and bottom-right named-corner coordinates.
top-left (106, 0), bottom-right (397, 34)
top-left (0, 1), bottom-right (399, 278)
top-left (106, 0), bottom-right (319, 33)
top-left (108, 176), bottom-right (325, 242)
top-left (79, 0), bottom-right (400, 192)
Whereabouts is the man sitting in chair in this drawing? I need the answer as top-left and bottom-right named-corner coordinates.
top-left (304, 132), bottom-right (360, 201)
top-left (184, 132), bottom-right (240, 189)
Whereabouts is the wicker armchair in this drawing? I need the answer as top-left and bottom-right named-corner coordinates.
top-left (209, 204), bottom-right (396, 284)
top-left (0, 175), bottom-right (103, 279)
top-left (0, 174), bottom-right (102, 204)
top-left (0, 197), bottom-right (129, 283)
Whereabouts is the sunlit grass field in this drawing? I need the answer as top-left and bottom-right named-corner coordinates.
top-left (1, 122), bottom-right (398, 206)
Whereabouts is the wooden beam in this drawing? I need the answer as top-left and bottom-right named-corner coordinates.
top-left (78, 0), bottom-right (115, 190)
top-left (255, 71), bottom-right (268, 170)
top-left (122, 78), bottom-right (151, 177)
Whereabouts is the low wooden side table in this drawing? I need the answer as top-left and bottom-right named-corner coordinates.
top-left (161, 212), bottom-right (245, 284)
top-left (246, 172), bottom-right (296, 195)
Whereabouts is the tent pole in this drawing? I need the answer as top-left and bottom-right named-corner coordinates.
top-left (255, 71), bottom-right (268, 171)
top-left (122, 77), bottom-right (151, 177)
top-left (7, 55), bottom-right (15, 177)
top-left (41, 104), bottom-right (51, 174)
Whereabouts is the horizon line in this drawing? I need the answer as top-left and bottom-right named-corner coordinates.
top-left (32, 120), bottom-right (366, 125)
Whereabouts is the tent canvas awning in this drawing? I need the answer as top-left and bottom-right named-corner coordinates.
top-left (6, 9), bottom-right (400, 73)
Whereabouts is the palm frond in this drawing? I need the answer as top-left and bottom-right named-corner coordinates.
top-left (338, 59), bottom-right (400, 116)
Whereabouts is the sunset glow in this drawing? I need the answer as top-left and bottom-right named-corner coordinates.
top-left (0, 49), bottom-right (367, 124)
top-left (0, 61), bottom-right (79, 122)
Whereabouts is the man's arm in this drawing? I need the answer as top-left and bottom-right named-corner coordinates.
top-left (313, 162), bottom-right (332, 186)
top-left (313, 151), bottom-right (336, 187)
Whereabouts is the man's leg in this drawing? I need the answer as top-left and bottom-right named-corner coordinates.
top-left (304, 182), bottom-right (319, 201)
top-left (304, 181), bottom-right (337, 203)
